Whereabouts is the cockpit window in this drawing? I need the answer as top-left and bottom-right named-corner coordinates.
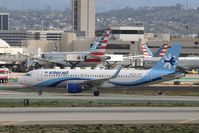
top-left (25, 73), bottom-right (31, 77)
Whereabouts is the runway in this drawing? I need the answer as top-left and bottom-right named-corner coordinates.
top-left (0, 107), bottom-right (199, 125)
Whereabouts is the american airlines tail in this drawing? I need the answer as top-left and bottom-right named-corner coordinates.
top-left (154, 44), bottom-right (169, 57)
top-left (142, 43), bottom-right (169, 58)
top-left (142, 43), bottom-right (153, 58)
top-left (89, 29), bottom-right (111, 57)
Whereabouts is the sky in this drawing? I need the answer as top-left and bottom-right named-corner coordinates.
top-left (0, 0), bottom-right (198, 12)
top-left (97, 0), bottom-right (199, 12)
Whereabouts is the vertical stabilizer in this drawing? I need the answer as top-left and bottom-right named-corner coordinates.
top-left (89, 29), bottom-right (111, 57)
top-left (152, 44), bottom-right (181, 72)
top-left (142, 43), bottom-right (153, 58)
top-left (154, 44), bottom-right (169, 57)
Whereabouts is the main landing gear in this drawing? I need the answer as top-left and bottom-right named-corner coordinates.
top-left (91, 86), bottom-right (100, 96)
top-left (37, 88), bottom-right (43, 95)
top-left (85, 84), bottom-right (100, 96)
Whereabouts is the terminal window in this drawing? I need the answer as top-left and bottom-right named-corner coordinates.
top-left (112, 30), bottom-right (144, 34)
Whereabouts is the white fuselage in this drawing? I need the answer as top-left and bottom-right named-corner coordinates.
top-left (40, 52), bottom-right (123, 67)
top-left (18, 67), bottom-right (175, 90)
top-left (144, 57), bottom-right (199, 69)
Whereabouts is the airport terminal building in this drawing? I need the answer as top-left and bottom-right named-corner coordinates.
top-left (0, 13), bottom-right (9, 30)
top-left (0, 25), bottom-right (198, 57)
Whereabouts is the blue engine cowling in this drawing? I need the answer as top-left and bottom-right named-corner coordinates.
top-left (67, 83), bottom-right (83, 93)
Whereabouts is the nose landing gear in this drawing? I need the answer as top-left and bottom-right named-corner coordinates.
top-left (93, 90), bottom-right (100, 96)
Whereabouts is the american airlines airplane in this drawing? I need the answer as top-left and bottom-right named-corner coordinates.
top-left (19, 44), bottom-right (183, 96)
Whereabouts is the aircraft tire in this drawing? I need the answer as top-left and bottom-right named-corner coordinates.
top-left (93, 91), bottom-right (100, 96)
top-left (158, 91), bottom-right (163, 95)
top-left (38, 91), bottom-right (43, 95)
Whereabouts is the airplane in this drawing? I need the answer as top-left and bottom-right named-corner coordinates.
top-left (19, 44), bottom-right (184, 96)
top-left (28, 29), bottom-right (113, 69)
top-left (142, 43), bottom-right (199, 70)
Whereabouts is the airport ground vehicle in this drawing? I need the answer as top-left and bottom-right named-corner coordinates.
top-left (0, 68), bottom-right (9, 83)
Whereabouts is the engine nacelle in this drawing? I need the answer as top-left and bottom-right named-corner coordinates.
top-left (100, 56), bottom-right (111, 62)
top-left (66, 83), bottom-right (84, 93)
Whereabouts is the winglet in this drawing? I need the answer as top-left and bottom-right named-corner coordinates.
top-left (111, 66), bottom-right (122, 79)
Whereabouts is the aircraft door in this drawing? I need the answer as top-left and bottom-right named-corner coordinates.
top-left (37, 70), bottom-right (43, 81)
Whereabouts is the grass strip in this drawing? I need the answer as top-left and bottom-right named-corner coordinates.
top-left (0, 124), bottom-right (199, 133)
top-left (0, 99), bottom-right (199, 107)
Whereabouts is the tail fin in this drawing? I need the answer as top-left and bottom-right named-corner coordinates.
top-left (142, 43), bottom-right (153, 58)
top-left (154, 44), bottom-right (169, 57)
top-left (89, 29), bottom-right (111, 56)
top-left (152, 44), bottom-right (181, 72)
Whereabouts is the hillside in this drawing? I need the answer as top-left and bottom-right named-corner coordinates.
top-left (97, 5), bottom-right (199, 34)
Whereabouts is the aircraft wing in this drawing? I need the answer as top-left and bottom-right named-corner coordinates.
top-left (83, 66), bottom-right (122, 87)
top-left (27, 56), bottom-right (53, 65)
top-left (44, 59), bottom-right (67, 65)
top-left (24, 53), bottom-right (67, 67)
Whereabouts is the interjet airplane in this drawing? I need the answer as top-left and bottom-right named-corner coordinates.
top-left (142, 43), bottom-right (199, 70)
top-left (19, 44), bottom-right (183, 96)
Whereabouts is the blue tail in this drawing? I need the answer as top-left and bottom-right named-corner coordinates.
top-left (152, 44), bottom-right (181, 72)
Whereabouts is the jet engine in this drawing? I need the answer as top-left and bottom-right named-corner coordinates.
top-left (100, 56), bottom-right (111, 62)
top-left (66, 83), bottom-right (84, 93)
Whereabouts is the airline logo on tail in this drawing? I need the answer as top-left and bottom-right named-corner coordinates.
top-left (155, 44), bottom-right (168, 57)
top-left (152, 44), bottom-right (181, 72)
top-left (163, 54), bottom-right (176, 70)
top-left (142, 43), bottom-right (153, 58)
top-left (142, 43), bottom-right (169, 58)
top-left (89, 29), bottom-right (111, 57)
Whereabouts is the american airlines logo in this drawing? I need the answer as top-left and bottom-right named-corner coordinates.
top-left (163, 54), bottom-right (176, 70)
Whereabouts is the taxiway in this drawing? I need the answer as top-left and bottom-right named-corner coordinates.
top-left (0, 107), bottom-right (199, 125)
